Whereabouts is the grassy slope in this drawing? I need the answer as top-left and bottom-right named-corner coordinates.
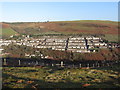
top-left (2, 64), bottom-right (120, 88)
top-left (103, 34), bottom-right (118, 42)
top-left (0, 23), bottom-right (18, 38)
top-left (0, 28), bottom-right (17, 38)
top-left (9, 20), bottom-right (118, 42)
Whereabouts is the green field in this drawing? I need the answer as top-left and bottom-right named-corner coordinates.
top-left (3, 64), bottom-right (120, 88)
top-left (0, 28), bottom-right (18, 38)
top-left (102, 34), bottom-right (119, 42)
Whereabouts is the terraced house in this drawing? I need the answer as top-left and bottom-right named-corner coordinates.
top-left (1, 36), bottom-right (119, 53)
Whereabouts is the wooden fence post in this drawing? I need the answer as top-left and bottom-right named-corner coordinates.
top-left (87, 63), bottom-right (89, 69)
top-left (92, 64), bottom-right (94, 68)
top-left (73, 64), bottom-right (74, 68)
top-left (19, 60), bottom-right (21, 66)
top-left (79, 63), bottom-right (81, 68)
top-left (61, 61), bottom-right (64, 67)
top-left (46, 63), bottom-right (48, 66)
top-left (52, 64), bottom-right (54, 66)
top-left (107, 63), bottom-right (109, 66)
top-left (3, 58), bottom-right (7, 65)
top-left (36, 61), bottom-right (38, 65)
top-left (102, 63), bottom-right (104, 66)
top-left (95, 62), bottom-right (98, 67)
top-left (97, 63), bottom-right (100, 67)
top-left (115, 61), bottom-right (118, 63)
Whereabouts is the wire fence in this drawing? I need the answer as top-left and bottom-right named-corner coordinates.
top-left (2, 58), bottom-right (120, 69)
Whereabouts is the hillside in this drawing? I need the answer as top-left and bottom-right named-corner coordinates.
top-left (0, 23), bottom-right (18, 38)
top-left (1, 20), bottom-right (119, 42)
top-left (2, 44), bottom-right (120, 61)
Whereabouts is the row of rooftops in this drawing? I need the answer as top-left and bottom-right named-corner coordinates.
top-left (0, 36), bottom-right (119, 53)
top-left (0, 37), bottom-right (108, 43)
